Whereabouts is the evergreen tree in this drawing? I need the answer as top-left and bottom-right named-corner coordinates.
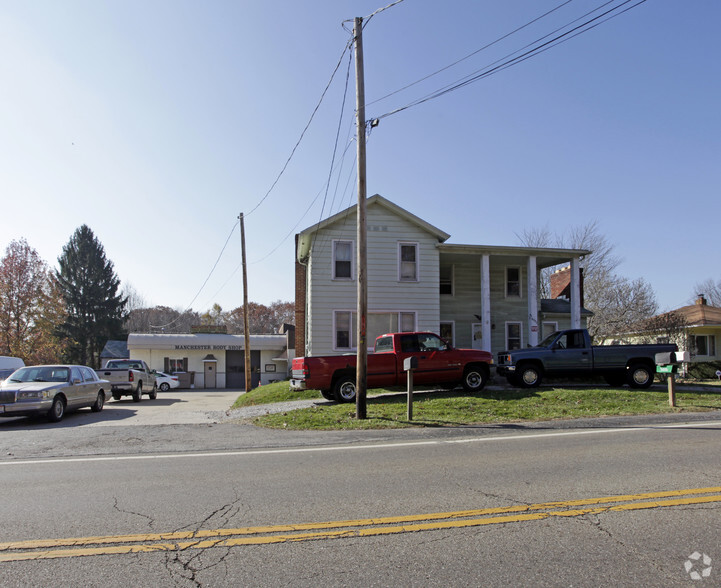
top-left (55, 225), bottom-right (127, 367)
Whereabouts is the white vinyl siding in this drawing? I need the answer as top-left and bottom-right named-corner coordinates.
top-left (306, 204), bottom-right (441, 355)
top-left (333, 310), bottom-right (417, 351)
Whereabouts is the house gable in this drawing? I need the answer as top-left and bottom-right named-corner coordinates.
top-left (296, 195), bottom-right (449, 356)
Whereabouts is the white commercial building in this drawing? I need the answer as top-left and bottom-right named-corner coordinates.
top-left (127, 331), bottom-right (293, 389)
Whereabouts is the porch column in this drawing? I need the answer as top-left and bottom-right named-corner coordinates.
top-left (481, 254), bottom-right (492, 353)
top-left (527, 256), bottom-right (539, 346)
top-left (571, 257), bottom-right (581, 329)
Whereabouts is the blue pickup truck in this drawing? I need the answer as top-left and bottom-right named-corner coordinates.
top-left (496, 329), bottom-right (677, 389)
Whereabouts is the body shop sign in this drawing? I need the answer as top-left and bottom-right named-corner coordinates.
top-left (174, 345), bottom-right (244, 350)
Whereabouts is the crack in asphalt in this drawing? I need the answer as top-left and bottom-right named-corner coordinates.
top-left (112, 496), bottom-right (156, 530)
top-left (163, 491), bottom-right (246, 587)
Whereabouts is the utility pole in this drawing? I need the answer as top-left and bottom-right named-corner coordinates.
top-left (239, 212), bottom-right (252, 393)
top-left (354, 16), bottom-right (368, 419)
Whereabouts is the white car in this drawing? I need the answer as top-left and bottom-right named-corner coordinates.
top-left (155, 371), bottom-right (180, 391)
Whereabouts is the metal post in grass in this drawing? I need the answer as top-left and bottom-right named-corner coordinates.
top-left (404, 356), bottom-right (418, 421)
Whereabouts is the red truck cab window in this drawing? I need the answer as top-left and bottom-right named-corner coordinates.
top-left (375, 336), bottom-right (393, 353)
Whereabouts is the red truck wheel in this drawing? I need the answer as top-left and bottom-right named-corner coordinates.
top-left (333, 376), bottom-right (356, 403)
top-left (462, 365), bottom-right (489, 392)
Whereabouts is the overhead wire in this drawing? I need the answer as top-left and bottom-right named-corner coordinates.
top-left (368, 0), bottom-right (576, 108)
top-left (371, 0), bottom-right (648, 122)
top-left (245, 37), bottom-right (354, 217)
top-left (149, 221), bottom-right (238, 328)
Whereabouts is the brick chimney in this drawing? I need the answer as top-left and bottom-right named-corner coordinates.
top-left (696, 294), bottom-right (707, 306)
top-left (550, 265), bottom-right (584, 306)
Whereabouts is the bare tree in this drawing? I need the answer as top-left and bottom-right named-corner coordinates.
top-left (586, 272), bottom-right (658, 343)
top-left (640, 310), bottom-right (688, 347)
top-left (126, 306), bottom-right (200, 333)
top-left (517, 220), bottom-right (657, 339)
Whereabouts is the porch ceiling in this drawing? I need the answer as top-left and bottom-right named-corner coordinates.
top-left (438, 243), bottom-right (590, 269)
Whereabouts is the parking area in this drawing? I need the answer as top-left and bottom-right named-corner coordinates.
top-left (87, 389), bottom-right (242, 426)
top-left (0, 389), bottom-right (242, 429)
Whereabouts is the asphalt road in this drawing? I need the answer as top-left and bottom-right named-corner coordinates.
top-left (1, 390), bottom-right (721, 587)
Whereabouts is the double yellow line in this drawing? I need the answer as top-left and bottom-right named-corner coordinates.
top-left (2, 487), bottom-right (720, 562)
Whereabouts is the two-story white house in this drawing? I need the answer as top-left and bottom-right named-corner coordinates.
top-left (295, 195), bottom-right (590, 357)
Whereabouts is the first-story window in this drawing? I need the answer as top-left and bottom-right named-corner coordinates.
top-left (505, 322), bottom-right (523, 350)
top-left (334, 311), bottom-right (417, 350)
top-left (542, 321), bottom-right (558, 340)
top-left (440, 321), bottom-right (454, 346)
top-left (694, 334), bottom-right (716, 357)
top-left (164, 358), bottom-right (188, 373)
top-left (335, 311), bottom-right (352, 349)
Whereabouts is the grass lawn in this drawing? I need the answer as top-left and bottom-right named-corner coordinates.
top-left (231, 380), bottom-right (721, 430)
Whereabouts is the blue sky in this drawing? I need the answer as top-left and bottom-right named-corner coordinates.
top-left (1, 0), bottom-right (718, 314)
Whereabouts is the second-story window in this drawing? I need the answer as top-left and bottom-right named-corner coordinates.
top-left (506, 266), bottom-right (521, 297)
top-left (399, 243), bottom-right (418, 282)
top-left (440, 264), bottom-right (453, 295)
top-left (333, 240), bottom-right (353, 280)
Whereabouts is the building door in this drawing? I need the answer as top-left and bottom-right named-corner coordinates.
top-left (226, 350), bottom-right (245, 389)
top-left (225, 350), bottom-right (261, 390)
top-left (204, 362), bottom-right (217, 388)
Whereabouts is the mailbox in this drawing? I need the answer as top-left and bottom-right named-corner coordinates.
top-left (655, 352), bottom-right (675, 365)
top-left (403, 356), bottom-right (418, 371)
top-left (655, 351), bottom-right (690, 366)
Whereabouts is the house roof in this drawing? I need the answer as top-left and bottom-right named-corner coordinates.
top-left (296, 194), bottom-right (451, 262)
top-left (653, 301), bottom-right (721, 328)
top-left (541, 298), bottom-right (593, 316)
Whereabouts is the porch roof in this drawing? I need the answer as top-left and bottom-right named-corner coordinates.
top-left (438, 243), bottom-right (590, 269)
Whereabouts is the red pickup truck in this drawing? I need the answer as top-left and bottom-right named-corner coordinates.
top-left (290, 332), bottom-right (494, 403)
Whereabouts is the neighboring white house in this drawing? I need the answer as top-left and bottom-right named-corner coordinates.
top-left (610, 295), bottom-right (721, 366)
top-left (295, 195), bottom-right (590, 357)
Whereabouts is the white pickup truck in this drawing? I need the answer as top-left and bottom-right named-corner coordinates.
top-left (96, 360), bottom-right (157, 402)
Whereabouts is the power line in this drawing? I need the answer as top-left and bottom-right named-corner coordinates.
top-left (372, 0), bottom-right (648, 122)
top-left (368, 0), bottom-right (576, 108)
top-left (245, 39), bottom-right (354, 217)
top-left (150, 221), bottom-right (238, 328)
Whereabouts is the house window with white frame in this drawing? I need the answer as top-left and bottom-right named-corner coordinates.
top-left (440, 321), bottom-right (454, 346)
top-left (334, 311), bottom-right (417, 350)
top-left (506, 267), bottom-right (521, 297)
top-left (440, 263), bottom-right (453, 295)
top-left (335, 311), bottom-right (352, 349)
top-left (694, 334), bottom-right (716, 357)
top-left (399, 243), bottom-right (419, 282)
top-left (333, 240), bottom-right (353, 280)
top-left (506, 322), bottom-right (523, 350)
top-left (542, 321), bottom-right (558, 340)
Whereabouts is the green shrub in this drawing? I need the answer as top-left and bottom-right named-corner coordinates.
top-left (686, 361), bottom-right (721, 380)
